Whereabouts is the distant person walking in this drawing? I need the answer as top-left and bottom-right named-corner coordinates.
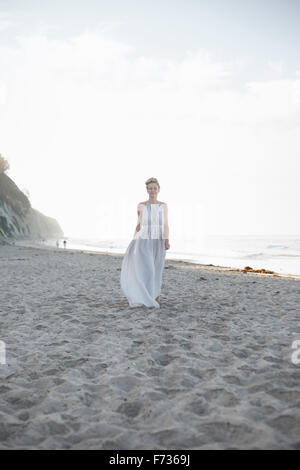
top-left (63, 240), bottom-right (67, 249)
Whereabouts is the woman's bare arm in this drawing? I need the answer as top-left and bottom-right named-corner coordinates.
top-left (133, 203), bottom-right (143, 237)
top-left (163, 203), bottom-right (169, 240)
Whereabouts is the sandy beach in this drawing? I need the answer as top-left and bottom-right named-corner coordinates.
top-left (0, 243), bottom-right (300, 449)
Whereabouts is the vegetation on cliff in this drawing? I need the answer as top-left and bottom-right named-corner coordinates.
top-left (0, 154), bottom-right (63, 239)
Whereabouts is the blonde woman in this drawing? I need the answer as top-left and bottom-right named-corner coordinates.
top-left (120, 177), bottom-right (170, 308)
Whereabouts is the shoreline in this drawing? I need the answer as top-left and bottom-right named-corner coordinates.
top-left (11, 238), bottom-right (300, 282)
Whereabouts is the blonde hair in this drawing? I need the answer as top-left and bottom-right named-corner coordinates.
top-left (145, 177), bottom-right (160, 189)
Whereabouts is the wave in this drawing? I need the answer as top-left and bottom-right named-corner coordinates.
top-left (244, 252), bottom-right (265, 258)
top-left (266, 244), bottom-right (289, 249)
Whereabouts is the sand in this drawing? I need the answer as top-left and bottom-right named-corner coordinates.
top-left (0, 243), bottom-right (299, 449)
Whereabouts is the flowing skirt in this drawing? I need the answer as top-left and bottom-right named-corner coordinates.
top-left (120, 238), bottom-right (166, 308)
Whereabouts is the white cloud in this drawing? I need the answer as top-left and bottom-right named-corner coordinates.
top-left (1, 31), bottom-right (299, 236)
top-left (267, 60), bottom-right (284, 75)
top-left (0, 80), bottom-right (6, 104)
top-left (0, 11), bottom-right (12, 31)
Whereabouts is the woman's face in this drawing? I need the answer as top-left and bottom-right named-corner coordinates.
top-left (147, 183), bottom-right (159, 197)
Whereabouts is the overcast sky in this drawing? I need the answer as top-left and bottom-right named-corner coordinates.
top-left (1, 0), bottom-right (300, 239)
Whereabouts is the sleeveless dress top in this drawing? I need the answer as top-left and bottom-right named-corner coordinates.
top-left (120, 203), bottom-right (167, 308)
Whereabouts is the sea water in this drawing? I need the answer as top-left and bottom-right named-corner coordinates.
top-left (39, 234), bottom-right (300, 277)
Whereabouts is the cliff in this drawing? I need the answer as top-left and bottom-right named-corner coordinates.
top-left (0, 173), bottom-right (64, 241)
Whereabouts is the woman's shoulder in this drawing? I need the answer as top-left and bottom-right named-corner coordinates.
top-left (139, 201), bottom-right (167, 205)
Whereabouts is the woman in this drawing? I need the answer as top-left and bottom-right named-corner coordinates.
top-left (120, 177), bottom-right (170, 308)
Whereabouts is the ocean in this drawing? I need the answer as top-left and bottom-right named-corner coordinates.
top-left (39, 234), bottom-right (300, 277)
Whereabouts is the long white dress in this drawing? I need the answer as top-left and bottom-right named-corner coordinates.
top-left (120, 202), bottom-right (169, 308)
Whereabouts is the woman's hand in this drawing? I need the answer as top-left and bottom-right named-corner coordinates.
top-left (165, 239), bottom-right (170, 250)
